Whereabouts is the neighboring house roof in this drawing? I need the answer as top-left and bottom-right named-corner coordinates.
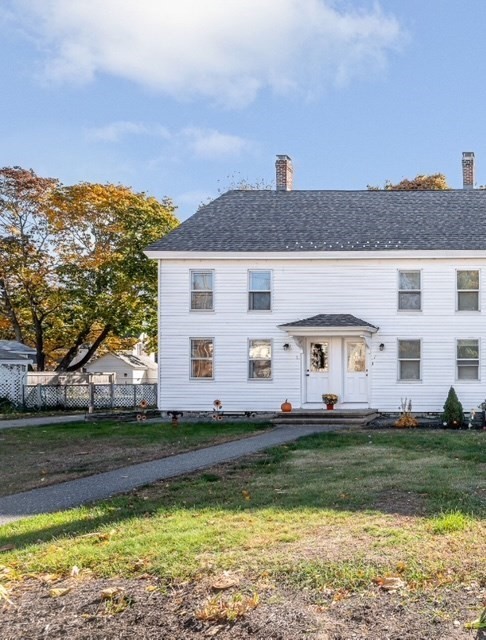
top-left (0, 347), bottom-right (31, 362)
top-left (0, 340), bottom-right (36, 355)
top-left (88, 352), bottom-right (157, 371)
top-left (116, 353), bottom-right (158, 370)
top-left (146, 189), bottom-right (486, 253)
top-left (280, 314), bottom-right (378, 329)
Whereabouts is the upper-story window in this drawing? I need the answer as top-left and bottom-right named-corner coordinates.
top-left (248, 270), bottom-right (271, 311)
top-left (191, 270), bottom-right (214, 311)
top-left (457, 270), bottom-right (479, 311)
top-left (398, 270), bottom-right (421, 311)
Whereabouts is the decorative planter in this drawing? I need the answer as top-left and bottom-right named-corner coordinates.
top-left (326, 404), bottom-right (334, 411)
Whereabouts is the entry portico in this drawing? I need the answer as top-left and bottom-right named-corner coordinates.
top-left (279, 314), bottom-right (378, 409)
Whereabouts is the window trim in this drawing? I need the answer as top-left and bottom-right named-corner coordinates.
top-left (189, 337), bottom-right (214, 380)
top-left (456, 268), bottom-right (480, 312)
top-left (248, 338), bottom-right (273, 381)
top-left (397, 338), bottom-right (422, 382)
top-left (248, 269), bottom-right (272, 312)
top-left (190, 269), bottom-right (214, 312)
top-left (456, 338), bottom-right (480, 382)
top-left (397, 269), bottom-right (422, 312)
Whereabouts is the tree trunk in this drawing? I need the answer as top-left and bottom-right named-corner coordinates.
top-left (65, 324), bottom-right (112, 372)
top-left (0, 279), bottom-right (24, 343)
top-left (55, 326), bottom-right (91, 372)
top-left (32, 313), bottom-right (45, 371)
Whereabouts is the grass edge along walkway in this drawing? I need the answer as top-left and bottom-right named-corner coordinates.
top-left (0, 424), bottom-right (335, 526)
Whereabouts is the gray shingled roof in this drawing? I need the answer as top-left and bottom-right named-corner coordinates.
top-left (0, 340), bottom-right (36, 354)
top-left (0, 348), bottom-right (29, 361)
top-left (280, 314), bottom-right (378, 329)
top-left (146, 189), bottom-right (486, 252)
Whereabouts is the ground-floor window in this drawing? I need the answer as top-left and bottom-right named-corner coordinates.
top-left (248, 339), bottom-right (272, 379)
top-left (190, 338), bottom-right (214, 379)
top-left (398, 339), bottom-right (421, 380)
top-left (456, 339), bottom-right (479, 380)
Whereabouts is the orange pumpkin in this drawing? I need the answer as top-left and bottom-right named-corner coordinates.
top-left (281, 399), bottom-right (292, 413)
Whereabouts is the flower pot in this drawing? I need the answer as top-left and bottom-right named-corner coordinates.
top-left (326, 404), bottom-right (334, 410)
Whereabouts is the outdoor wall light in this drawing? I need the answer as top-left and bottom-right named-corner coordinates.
top-left (379, 343), bottom-right (385, 352)
top-left (283, 343), bottom-right (291, 351)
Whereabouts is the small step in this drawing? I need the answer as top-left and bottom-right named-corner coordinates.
top-left (271, 410), bottom-right (380, 428)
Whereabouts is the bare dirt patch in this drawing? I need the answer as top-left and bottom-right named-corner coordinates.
top-left (372, 490), bottom-right (428, 516)
top-left (1, 577), bottom-right (484, 640)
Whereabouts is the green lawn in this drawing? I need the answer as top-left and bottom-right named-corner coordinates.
top-left (0, 419), bottom-right (272, 496)
top-left (1, 430), bottom-right (484, 596)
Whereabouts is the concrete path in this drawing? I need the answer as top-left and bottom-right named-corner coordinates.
top-left (0, 414), bottom-right (86, 430)
top-left (0, 424), bottom-right (333, 526)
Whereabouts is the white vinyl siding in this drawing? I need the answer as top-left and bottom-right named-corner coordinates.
top-left (190, 338), bottom-right (214, 379)
top-left (398, 270), bottom-right (421, 311)
top-left (190, 270), bottom-right (214, 311)
top-left (457, 270), bottom-right (479, 311)
top-left (456, 339), bottom-right (479, 380)
top-left (248, 339), bottom-right (272, 379)
top-left (398, 339), bottom-right (421, 381)
top-left (158, 258), bottom-right (486, 412)
top-left (248, 270), bottom-right (271, 311)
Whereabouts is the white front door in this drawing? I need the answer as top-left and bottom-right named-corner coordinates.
top-left (305, 340), bottom-right (330, 403)
top-left (343, 339), bottom-right (368, 402)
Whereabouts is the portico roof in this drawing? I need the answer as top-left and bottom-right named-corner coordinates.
top-left (279, 314), bottom-right (378, 336)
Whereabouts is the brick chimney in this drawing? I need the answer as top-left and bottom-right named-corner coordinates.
top-left (275, 155), bottom-right (293, 191)
top-left (462, 151), bottom-right (475, 189)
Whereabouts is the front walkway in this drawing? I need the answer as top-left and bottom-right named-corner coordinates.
top-left (0, 424), bottom-right (335, 526)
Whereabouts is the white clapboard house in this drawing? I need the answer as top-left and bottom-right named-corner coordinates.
top-left (146, 152), bottom-right (486, 413)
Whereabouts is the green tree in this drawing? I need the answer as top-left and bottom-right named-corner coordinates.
top-left (442, 386), bottom-right (464, 428)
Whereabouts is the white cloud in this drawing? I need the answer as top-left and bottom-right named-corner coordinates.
top-left (11, 0), bottom-right (403, 106)
top-left (87, 121), bottom-right (171, 142)
top-left (86, 121), bottom-right (253, 160)
top-left (181, 128), bottom-right (253, 158)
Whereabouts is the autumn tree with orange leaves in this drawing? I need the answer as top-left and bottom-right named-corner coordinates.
top-left (368, 174), bottom-right (449, 191)
top-left (0, 167), bottom-right (178, 370)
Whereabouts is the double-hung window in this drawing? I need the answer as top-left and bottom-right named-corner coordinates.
top-left (398, 270), bottom-right (421, 311)
top-left (190, 338), bottom-right (214, 379)
top-left (248, 339), bottom-right (272, 379)
top-left (456, 339), bottom-right (479, 380)
top-left (191, 270), bottom-right (214, 311)
top-left (457, 270), bottom-right (479, 311)
top-left (398, 339), bottom-right (421, 381)
top-left (248, 270), bottom-right (271, 311)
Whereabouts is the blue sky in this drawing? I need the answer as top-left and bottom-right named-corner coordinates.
top-left (1, 1), bottom-right (486, 220)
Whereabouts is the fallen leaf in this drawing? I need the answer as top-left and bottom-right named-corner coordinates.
top-left (36, 573), bottom-right (61, 584)
top-left (379, 577), bottom-right (406, 591)
top-left (49, 587), bottom-right (72, 598)
top-left (101, 587), bottom-right (124, 600)
top-left (211, 572), bottom-right (240, 591)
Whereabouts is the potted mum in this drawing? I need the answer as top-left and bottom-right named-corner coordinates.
top-left (322, 393), bottom-right (338, 410)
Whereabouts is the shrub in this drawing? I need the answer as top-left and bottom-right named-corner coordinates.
top-left (442, 386), bottom-right (463, 428)
top-left (0, 396), bottom-right (17, 414)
